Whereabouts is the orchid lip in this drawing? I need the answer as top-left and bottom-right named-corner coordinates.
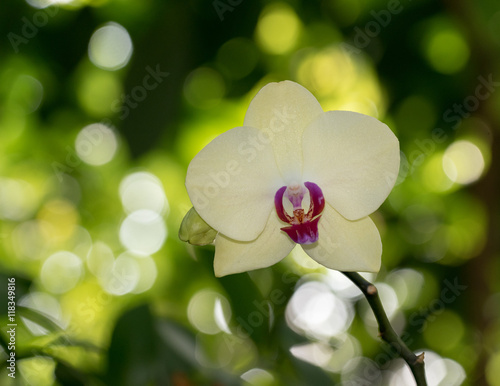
top-left (274, 182), bottom-right (325, 244)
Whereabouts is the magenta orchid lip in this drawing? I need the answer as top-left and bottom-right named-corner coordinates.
top-left (274, 181), bottom-right (325, 244)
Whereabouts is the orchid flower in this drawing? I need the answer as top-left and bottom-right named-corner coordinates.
top-left (184, 81), bottom-right (400, 277)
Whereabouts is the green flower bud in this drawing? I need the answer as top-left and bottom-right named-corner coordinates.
top-left (179, 207), bottom-right (217, 246)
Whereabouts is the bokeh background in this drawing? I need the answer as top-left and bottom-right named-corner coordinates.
top-left (1, 0), bottom-right (499, 385)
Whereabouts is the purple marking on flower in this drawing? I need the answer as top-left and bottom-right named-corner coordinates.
top-left (304, 181), bottom-right (325, 218)
top-left (274, 186), bottom-right (293, 223)
top-left (281, 216), bottom-right (321, 244)
top-left (274, 182), bottom-right (325, 244)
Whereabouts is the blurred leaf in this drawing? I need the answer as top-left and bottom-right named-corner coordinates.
top-left (156, 319), bottom-right (240, 386)
top-left (155, 319), bottom-right (199, 372)
top-left (54, 360), bottom-right (89, 386)
top-left (47, 335), bottom-right (103, 353)
top-left (106, 303), bottom-right (240, 385)
top-left (218, 270), bottom-right (272, 346)
top-left (105, 303), bottom-right (170, 385)
top-left (0, 334), bottom-right (8, 353)
top-left (196, 248), bottom-right (285, 348)
top-left (19, 305), bottom-right (63, 334)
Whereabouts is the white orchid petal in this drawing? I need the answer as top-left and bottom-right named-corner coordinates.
top-left (214, 211), bottom-right (295, 277)
top-left (186, 126), bottom-right (282, 241)
top-left (302, 111), bottom-right (400, 220)
top-left (244, 80), bottom-right (323, 181)
top-left (302, 204), bottom-right (381, 272)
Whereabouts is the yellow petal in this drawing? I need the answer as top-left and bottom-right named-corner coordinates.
top-left (244, 80), bottom-right (323, 182)
top-left (214, 211), bottom-right (295, 277)
top-left (302, 111), bottom-right (400, 220)
top-left (186, 126), bottom-right (283, 241)
top-left (302, 203), bottom-right (382, 272)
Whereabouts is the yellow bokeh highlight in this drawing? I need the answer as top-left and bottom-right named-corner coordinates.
top-left (295, 46), bottom-right (384, 115)
top-left (37, 199), bottom-right (79, 242)
top-left (77, 68), bottom-right (122, 117)
top-left (256, 3), bottom-right (302, 55)
top-left (424, 28), bottom-right (469, 74)
top-left (486, 351), bottom-right (500, 386)
top-left (297, 48), bottom-right (356, 98)
top-left (421, 153), bottom-right (453, 192)
top-left (18, 356), bottom-right (56, 386)
top-left (423, 310), bottom-right (465, 351)
top-left (61, 280), bottom-right (120, 344)
top-left (446, 219), bottom-right (486, 261)
top-left (0, 178), bottom-right (37, 221)
top-left (442, 140), bottom-right (485, 185)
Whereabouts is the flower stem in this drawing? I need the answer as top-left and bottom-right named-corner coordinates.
top-left (342, 271), bottom-right (427, 386)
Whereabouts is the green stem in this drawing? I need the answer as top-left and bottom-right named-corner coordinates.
top-left (343, 272), bottom-right (427, 386)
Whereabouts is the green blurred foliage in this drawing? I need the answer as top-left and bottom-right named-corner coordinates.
top-left (0, 0), bottom-right (499, 385)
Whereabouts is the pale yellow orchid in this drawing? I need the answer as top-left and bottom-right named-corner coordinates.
top-left (185, 81), bottom-right (399, 277)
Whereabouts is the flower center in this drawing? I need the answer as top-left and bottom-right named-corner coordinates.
top-left (274, 182), bottom-right (325, 244)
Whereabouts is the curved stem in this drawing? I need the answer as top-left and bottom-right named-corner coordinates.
top-left (343, 272), bottom-right (427, 386)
